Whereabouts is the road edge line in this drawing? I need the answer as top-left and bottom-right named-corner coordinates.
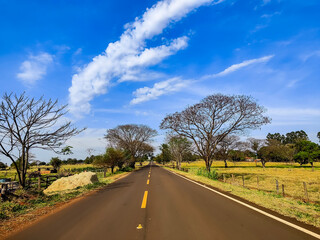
top-left (166, 168), bottom-right (320, 239)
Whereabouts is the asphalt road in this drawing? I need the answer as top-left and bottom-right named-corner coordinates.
top-left (8, 164), bottom-right (319, 240)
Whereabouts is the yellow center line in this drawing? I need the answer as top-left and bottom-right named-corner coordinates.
top-left (141, 191), bottom-right (148, 208)
top-left (147, 179), bottom-right (150, 185)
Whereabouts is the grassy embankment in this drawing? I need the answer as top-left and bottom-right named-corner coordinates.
top-left (164, 161), bottom-right (320, 228)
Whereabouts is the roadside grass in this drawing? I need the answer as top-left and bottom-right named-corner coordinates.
top-left (164, 166), bottom-right (320, 228)
top-left (0, 161), bottom-right (149, 221)
top-left (0, 170), bottom-right (130, 221)
top-left (170, 161), bottom-right (320, 202)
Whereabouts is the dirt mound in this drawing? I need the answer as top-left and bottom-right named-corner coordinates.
top-left (44, 172), bottom-right (99, 195)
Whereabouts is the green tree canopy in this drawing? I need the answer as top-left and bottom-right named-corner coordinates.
top-left (294, 140), bottom-right (320, 166)
top-left (50, 157), bottom-right (62, 171)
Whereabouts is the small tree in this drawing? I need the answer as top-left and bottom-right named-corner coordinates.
top-left (168, 135), bottom-right (192, 170)
top-left (93, 148), bottom-right (125, 174)
top-left (0, 161), bottom-right (6, 169)
top-left (160, 94), bottom-right (271, 172)
top-left (0, 93), bottom-right (83, 187)
top-left (247, 138), bottom-right (265, 166)
top-left (106, 148), bottom-right (125, 173)
top-left (215, 135), bottom-right (240, 168)
top-left (317, 132), bottom-right (320, 143)
top-left (159, 144), bottom-right (171, 164)
top-left (50, 157), bottom-right (62, 171)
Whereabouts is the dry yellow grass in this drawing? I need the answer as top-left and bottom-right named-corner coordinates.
top-left (165, 167), bottom-right (320, 228)
top-left (174, 161), bottom-right (320, 202)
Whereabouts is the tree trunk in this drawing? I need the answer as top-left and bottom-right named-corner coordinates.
top-left (224, 159), bottom-right (228, 168)
top-left (118, 162), bottom-right (124, 170)
top-left (261, 159), bottom-right (266, 168)
top-left (205, 157), bottom-right (211, 173)
top-left (129, 161), bottom-right (135, 169)
top-left (111, 166), bottom-right (114, 174)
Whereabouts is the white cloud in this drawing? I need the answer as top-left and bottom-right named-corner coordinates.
top-left (17, 53), bottom-right (53, 85)
top-left (202, 55), bottom-right (274, 79)
top-left (68, 0), bottom-right (224, 116)
top-left (130, 77), bottom-right (190, 105)
top-left (301, 50), bottom-right (320, 62)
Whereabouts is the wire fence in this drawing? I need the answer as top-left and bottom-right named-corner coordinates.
top-left (174, 166), bottom-right (320, 203)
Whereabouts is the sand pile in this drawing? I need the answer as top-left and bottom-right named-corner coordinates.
top-left (44, 172), bottom-right (99, 195)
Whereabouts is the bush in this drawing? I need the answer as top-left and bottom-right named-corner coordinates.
top-left (196, 168), bottom-right (219, 180)
top-left (119, 166), bottom-right (133, 172)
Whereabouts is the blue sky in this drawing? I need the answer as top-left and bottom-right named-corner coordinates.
top-left (0, 0), bottom-right (320, 163)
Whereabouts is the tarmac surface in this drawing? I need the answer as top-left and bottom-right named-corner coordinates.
top-left (8, 164), bottom-right (319, 240)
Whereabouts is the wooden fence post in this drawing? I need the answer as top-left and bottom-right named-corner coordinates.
top-left (257, 176), bottom-right (259, 188)
top-left (38, 176), bottom-right (41, 191)
top-left (282, 184), bottom-right (285, 197)
top-left (276, 180), bottom-right (279, 194)
top-left (223, 174), bottom-right (226, 183)
top-left (104, 168), bottom-right (107, 178)
top-left (303, 182), bottom-right (309, 201)
top-left (242, 176), bottom-right (245, 187)
top-left (46, 176), bottom-right (49, 188)
top-left (232, 174), bottom-right (234, 183)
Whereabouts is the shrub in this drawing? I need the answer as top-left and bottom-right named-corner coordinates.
top-left (196, 168), bottom-right (219, 180)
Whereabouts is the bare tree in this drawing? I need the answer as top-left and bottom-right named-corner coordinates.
top-left (86, 148), bottom-right (95, 156)
top-left (104, 124), bottom-right (157, 168)
top-left (0, 93), bottom-right (84, 187)
top-left (215, 135), bottom-right (240, 168)
top-left (247, 137), bottom-right (265, 165)
top-left (167, 135), bottom-right (192, 170)
top-left (160, 94), bottom-right (271, 172)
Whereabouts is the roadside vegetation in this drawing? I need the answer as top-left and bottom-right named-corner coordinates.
top-left (0, 167), bottom-right (132, 238)
top-left (164, 162), bottom-right (320, 228)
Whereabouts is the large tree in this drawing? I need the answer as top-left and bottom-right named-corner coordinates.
top-left (0, 93), bottom-right (83, 187)
top-left (267, 130), bottom-right (309, 145)
top-left (105, 124), bottom-right (157, 168)
top-left (294, 140), bottom-right (320, 166)
top-left (317, 132), bottom-right (320, 143)
top-left (258, 140), bottom-right (295, 167)
top-left (160, 94), bottom-right (271, 172)
top-left (285, 130), bottom-right (308, 144)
